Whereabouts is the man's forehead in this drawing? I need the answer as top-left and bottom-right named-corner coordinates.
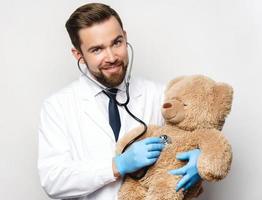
top-left (79, 17), bottom-right (124, 47)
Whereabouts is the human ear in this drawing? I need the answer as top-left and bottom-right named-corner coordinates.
top-left (71, 48), bottom-right (85, 64)
top-left (123, 30), bottom-right (128, 44)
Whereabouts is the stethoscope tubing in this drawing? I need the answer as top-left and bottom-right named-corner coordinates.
top-left (77, 42), bottom-right (149, 179)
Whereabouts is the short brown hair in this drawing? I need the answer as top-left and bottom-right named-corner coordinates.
top-left (65, 3), bottom-right (123, 52)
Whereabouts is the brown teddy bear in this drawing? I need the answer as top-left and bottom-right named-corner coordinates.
top-left (116, 75), bottom-right (233, 200)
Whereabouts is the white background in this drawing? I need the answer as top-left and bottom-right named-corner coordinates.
top-left (0, 0), bottom-right (261, 199)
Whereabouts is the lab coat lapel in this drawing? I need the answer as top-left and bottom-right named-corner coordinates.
top-left (81, 99), bottom-right (115, 142)
top-left (78, 76), bottom-right (115, 142)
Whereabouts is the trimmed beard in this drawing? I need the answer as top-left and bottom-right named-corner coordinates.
top-left (86, 61), bottom-right (128, 88)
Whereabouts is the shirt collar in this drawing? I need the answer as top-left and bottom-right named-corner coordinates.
top-left (80, 70), bottom-right (127, 98)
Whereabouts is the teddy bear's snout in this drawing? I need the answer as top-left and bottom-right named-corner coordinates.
top-left (163, 103), bottom-right (172, 109)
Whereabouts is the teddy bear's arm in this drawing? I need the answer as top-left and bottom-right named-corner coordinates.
top-left (192, 128), bottom-right (232, 182)
top-left (115, 125), bottom-right (161, 155)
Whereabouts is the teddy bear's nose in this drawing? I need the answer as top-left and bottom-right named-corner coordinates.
top-left (163, 103), bottom-right (172, 108)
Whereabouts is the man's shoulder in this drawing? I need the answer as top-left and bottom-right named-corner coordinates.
top-left (43, 78), bottom-right (80, 105)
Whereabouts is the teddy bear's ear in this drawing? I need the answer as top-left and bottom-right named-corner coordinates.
top-left (165, 76), bottom-right (186, 92)
top-left (213, 83), bottom-right (233, 130)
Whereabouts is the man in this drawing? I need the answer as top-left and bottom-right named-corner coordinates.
top-left (38, 3), bottom-right (200, 200)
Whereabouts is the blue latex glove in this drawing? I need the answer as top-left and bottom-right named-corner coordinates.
top-left (169, 149), bottom-right (201, 192)
top-left (114, 137), bottom-right (164, 177)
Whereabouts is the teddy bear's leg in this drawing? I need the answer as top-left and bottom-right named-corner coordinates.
top-left (144, 174), bottom-right (184, 200)
top-left (118, 177), bottom-right (147, 200)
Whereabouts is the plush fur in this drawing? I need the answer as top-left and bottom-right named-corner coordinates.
top-left (116, 75), bottom-right (233, 200)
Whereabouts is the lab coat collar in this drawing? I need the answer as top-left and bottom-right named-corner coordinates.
top-left (78, 73), bottom-right (142, 101)
top-left (79, 72), bottom-right (103, 99)
top-left (78, 73), bottom-right (143, 143)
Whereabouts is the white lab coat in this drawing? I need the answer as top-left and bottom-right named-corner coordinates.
top-left (38, 75), bottom-right (164, 200)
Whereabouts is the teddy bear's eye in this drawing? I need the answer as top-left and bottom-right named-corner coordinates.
top-left (183, 103), bottom-right (188, 107)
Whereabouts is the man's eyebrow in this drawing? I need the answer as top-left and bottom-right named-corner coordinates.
top-left (111, 35), bottom-right (124, 44)
top-left (87, 44), bottom-right (104, 52)
top-left (87, 35), bottom-right (124, 52)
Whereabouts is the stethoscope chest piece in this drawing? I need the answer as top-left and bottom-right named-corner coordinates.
top-left (159, 134), bottom-right (172, 145)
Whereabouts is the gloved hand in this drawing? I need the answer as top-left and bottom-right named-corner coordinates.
top-left (114, 137), bottom-right (164, 177)
top-left (169, 149), bottom-right (201, 192)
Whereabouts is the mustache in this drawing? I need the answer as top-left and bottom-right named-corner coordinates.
top-left (99, 60), bottom-right (124, 70)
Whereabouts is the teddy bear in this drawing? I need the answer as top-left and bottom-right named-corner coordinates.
top-left (116, 75), bottom-right (233, 200)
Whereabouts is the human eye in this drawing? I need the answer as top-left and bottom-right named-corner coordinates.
top-left (92, 48), bottom-right (102, 55)
top-left (113, 39), bottom-right (123, 47)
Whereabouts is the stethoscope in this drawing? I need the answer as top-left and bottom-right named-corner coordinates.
top-left (77, 43), bottom-right (149, 179)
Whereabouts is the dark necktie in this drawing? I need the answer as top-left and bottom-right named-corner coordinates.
top-left (106, 88), bottom-right (121, 141)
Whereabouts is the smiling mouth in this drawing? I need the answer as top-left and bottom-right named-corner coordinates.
top-left (103, 65), bottom-right (120, 69)
top-left (102, 62), bottom-right (122, 70)
top-left (101, 64), bottom-right (122, 75)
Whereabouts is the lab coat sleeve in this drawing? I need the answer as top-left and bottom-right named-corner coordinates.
top-left (38, 100), bottom-right (116, 199)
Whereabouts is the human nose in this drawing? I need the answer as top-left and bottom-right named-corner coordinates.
top-left (104, 48), bottom-right (117, 63)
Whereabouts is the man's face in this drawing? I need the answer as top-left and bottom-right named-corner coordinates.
top-left (74, 16), bottom-right (128, 88)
